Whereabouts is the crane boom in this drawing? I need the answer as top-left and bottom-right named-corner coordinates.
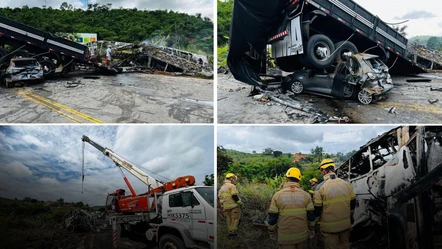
top-left (81, 135), bottom-right (163, 191)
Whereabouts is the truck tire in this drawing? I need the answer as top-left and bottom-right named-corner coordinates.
top-left (159, 234), bottom-right (186, 249)
top-left (12, 50), bottom-right (29, 58)
top-left (335, 41), bottom-right (358, 63)
top-left (306, 34), bottom-right (336, 68)
top-left (40, 60), bottom-right (56, 79)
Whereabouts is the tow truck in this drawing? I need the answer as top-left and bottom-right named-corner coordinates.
top-left (81, 135), bottom-right (215, 249)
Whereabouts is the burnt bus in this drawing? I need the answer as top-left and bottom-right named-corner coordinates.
top-left (335, 126), bottom-right (442, 249)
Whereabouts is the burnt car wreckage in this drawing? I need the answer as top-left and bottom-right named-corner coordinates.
top-left (335, 126), bottom-right (442, 249)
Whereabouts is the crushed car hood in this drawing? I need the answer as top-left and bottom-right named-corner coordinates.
top-left (228, 0), bottom-right (288, 86)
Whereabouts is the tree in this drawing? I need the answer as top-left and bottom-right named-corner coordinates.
top-left (56, 198), bottom-right (64, 206)
top-left (310, 146), bottom-right (324, 162)
top-left (203, 174), bottom-right (214, 186)
top-left (427, 37), bottom-right (442, 50)
top-left (273, 151), bottom-right (283, 157)
top-left (262, 148), bottom-right (274, 155)
top-left (74, 202), bottom-right (84, 207)
top-left (217, 146), bottom-right (233, 172)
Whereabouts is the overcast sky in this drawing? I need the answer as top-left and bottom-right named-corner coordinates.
top-left (0, 125), bottom-right (214, 206)
top-left (0, 0), bottom-right (213, 19)
top-left (218, 125), bottom-right (396, 155)
top-left (355, 0), bottom-right (442, 38)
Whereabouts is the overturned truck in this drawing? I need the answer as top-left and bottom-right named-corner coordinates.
top-left (335, 126), bottom-right (442, 249)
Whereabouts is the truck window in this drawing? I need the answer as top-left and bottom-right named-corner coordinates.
top-left (181, 192), bottom-right (200, 207)
top-left (169, 193), bottom-right (183, 207)
top-left (195, 187), bottom-right (214, 207)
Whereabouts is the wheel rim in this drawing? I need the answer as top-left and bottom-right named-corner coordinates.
top-left (358, 90), bottom-right (373, 104)
top-left (314, 42), bottom-right (331, 61)
top-left (343, 84), bottom-right (354, 97)
top-left (291, 80), bottom-right (303, 94)
top-left (164, 241), bottom-right (178, 249)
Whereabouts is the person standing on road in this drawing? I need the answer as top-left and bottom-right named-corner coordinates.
top-left (106, 45), bottom-right (112, 65)
top-left (267, 168), bottom-right (316, 249)
top-left (218, 173), bottom-right (243, 239)
top-left (313, 159), bottom-right (356, 249)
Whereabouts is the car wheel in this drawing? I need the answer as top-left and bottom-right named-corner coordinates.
top-left (39, 60), bottom-right (56, 79)
top-left (335, 41), bottom-right (358, 63)
top-left (306, 34), bottom-right (336, 68)
top-left (159, 234), bottom-right (185, 249)
top-left (343, 84), bottom-right (354, 98)
top-left (290, 79), bottom-right (304, 94)
top-left (358, 89), bottom-right (373, 105)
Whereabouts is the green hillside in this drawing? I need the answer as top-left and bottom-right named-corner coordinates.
top-left (0, 3), bottom-right (213, 55)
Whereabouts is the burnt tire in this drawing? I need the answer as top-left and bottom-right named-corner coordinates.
top-left (159, 234), bottom-right (185, 249)
top-left (12, 49), bottom-right (29, 58)
top-left (334, 41), bottom-right (358, 63)
top-left (40, 59), bottom-right (56, 79)
top-left (306, 34), bottom-right (336, 68)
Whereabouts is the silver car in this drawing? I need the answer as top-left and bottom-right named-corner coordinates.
top-left (286, 53), bottom-right (393, 104)
top-left (2, 58), bottom-right (44, 88)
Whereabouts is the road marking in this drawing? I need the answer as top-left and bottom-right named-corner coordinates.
top-left (377, 101), bottom-right (442, 115)
top-left (12, 88), bottom-right (104, 123)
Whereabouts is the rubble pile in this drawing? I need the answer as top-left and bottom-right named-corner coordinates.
top-left (63, 209), bottom-right (92, 232)
top-left (408, 42), bottom-right (442, 68)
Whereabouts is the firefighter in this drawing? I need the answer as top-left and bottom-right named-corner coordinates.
top-left (308, 178), bottom-right (319, 196)
top-left (313, 159), bottom-right (356, 249)
top-left (267, 168), bottom-right (316, 249)
top-left (218, 173), bottom-right (243, 239)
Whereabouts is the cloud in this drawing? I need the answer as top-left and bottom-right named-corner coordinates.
top-left (394, 10), bottom-right (436, 20)
top-left (39, 177), bottom-right (60, 185)
top-left (23, 134), bottom-right (49, 148)
top-left (2, 161), bottom-right (33, 178)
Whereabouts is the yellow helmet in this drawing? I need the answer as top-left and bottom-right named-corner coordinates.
top-left (310, 178), bottom-right (318, 183)
top-left (319, 158), bottom-right (335, 170)
top-left (225, 173), bottom-right (236, 179)
top-left (285, 167), bottom-right (302, 180)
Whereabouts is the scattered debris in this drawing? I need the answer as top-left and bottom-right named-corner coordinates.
top-left (389, 106), bottom-right (398, 114)
top-left (329, 116), bottom-right (350, 123)
top-left (63, 209), bottom-right (92, 232)
top-left (430, 87), bottom-right (442, 92)
top-left (406, 78), bottom-right (431, 82)
top-left (64, 80), bottom-right (83, 88)
top-left (218, 97), bottom-right (228, 101)
top-left (428, 99), bottom-right (439, 104)
top-left (83, 76), bottom-right (101, 79)
top-left (308, 99), bottom-right (319, 103)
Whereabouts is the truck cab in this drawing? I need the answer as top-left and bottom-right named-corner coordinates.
top-left (151, 186), bottom-right (215, 249)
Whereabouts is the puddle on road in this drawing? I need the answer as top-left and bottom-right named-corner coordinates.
top-left (180, 98), bottom-right (213, 107)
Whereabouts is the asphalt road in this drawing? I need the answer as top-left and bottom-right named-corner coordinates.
top-left (0, 72), bottom-right (213, 123)
top-left (217, 73), bottom-right (442, 124)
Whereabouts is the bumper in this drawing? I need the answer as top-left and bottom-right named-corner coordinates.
top-left (7, 73), bottom-right (44, 82)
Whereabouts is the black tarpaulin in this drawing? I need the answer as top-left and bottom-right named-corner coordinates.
top-left (227, 0), bottom-right (289, 86)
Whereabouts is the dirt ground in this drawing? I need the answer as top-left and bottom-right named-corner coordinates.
top-left (0, 72), bottom-right (213, 123)
top-left (217, 73), bottom-right (442, 124)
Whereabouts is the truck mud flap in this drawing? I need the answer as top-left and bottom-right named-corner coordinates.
top-left (228, 0), bottom-right (287, 86)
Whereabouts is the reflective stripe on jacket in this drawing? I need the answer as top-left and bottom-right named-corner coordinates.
top-left (269, 182), bottom-right (314, 244)
top-left (218, 180), bottom-right (240, 210)
top-left (314, 173), bottom-right (355, 233)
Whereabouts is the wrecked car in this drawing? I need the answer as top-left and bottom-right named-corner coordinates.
top-left (335, 126), bottom-right (442, 249)
top-left (2, 58), bottom-right (44, 88)
top-left (284, 53), bottom-right (393, 104)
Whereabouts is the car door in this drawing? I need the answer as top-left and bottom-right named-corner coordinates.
top-left (181, 191), bottom-right (208, 241)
